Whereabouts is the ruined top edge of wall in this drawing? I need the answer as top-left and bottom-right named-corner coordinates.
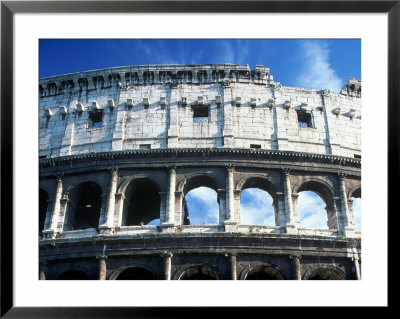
top-left (38, 63), bottom-right (361, 98)
top-left (39, 63), bottom-right (261, 81)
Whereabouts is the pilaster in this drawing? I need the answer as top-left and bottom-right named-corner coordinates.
top-left (338, 173), bottom-right (355, 237)
top-left (283, 169), bottom-right (297, 233)
top-left (43, 175), bottom-right (63, 238)
top-left (99, 167), bottom-right (119, 233)
top-left (162, 167), bottom-right (176, 231)
top-left (222, 82), bottom-right (234, 147)
top-left (224, 166), bottom-right (237, 231)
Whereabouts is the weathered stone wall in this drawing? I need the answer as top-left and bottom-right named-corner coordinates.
top-left (39, 64), bottom-right (361, 159)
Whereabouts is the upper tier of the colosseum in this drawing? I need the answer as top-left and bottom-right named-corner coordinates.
top-left (39, 64), bottom-right (361, 159)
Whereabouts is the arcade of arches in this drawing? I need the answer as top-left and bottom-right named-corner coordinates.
top-left (39, 168), bottom-right (361, 236)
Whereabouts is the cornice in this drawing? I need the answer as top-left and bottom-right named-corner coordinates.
top-left (39, 148), bottom-right (361, 169)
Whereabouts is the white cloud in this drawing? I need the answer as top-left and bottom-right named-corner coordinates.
top-left (352, 197), bottom-right (361, 232)
top-left (297, 41), bottom-right (343, 92)
top-left (240, 188), bottom-right (275, 226)
top-left (185, 187), bottom-right (219, 224)
top-left (298, 191), bottom-right (328, 229)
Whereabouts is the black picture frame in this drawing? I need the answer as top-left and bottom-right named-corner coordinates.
top-left (1, 1), bottom-right (396, 317)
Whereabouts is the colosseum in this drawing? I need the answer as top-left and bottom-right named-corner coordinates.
top-left (38, 63), bottom-right (361, 280)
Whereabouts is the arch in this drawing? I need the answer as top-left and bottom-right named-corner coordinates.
top-left (122, 178), bottom-right (161, 226)
top-left (39, 188), bottom-right (49, 234)
top-left (296, 179), bottom-right (334, 205)
top-left (179, 174), bottom-right (219, 196)
top-left (115, 267), bottom-right (154, 280)
top-left (64, 181), bottom-right (103, 231)
top-left (176, 264), bottom-right (219, 280)
top-left (64, 176), bottom-right (106, 197)
top-left (349, 187), bottom-right (361, 199)
top-left (303, 265), bottom-right (346, 280)
top-left (295, 180), bottom-right (337, 230)
top-left (109, 264), bottom-right (157, 280)
top-left (236, 174), bottom-right (279, 196)
top-left (56, 269), bottom-right (89, 280)
top-left (240, 263), bottom-right (285, 280)
top-left (117, 173), bottom-right (164, 195)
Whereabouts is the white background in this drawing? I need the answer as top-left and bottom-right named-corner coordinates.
top-left (14, 13), bottom-right (387, 306)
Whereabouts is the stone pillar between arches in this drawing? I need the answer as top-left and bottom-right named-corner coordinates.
top-left (224, 167), bottom-right (237, 232)
top-left (43, 177), bottom-right (63, 238)
top-left (290, 255), bottom-right (301, 280)
top-left (97, 255), bottom-right (107, 280)
top-left (161, 251), bottom-right (173, 280)
top-left (99, 168), bottom-right (119, 233)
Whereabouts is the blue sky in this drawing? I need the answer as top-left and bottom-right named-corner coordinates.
top-left (39, 39), bottom-right (361, 231)
top-left (39, 39), bottom-right (360, 92)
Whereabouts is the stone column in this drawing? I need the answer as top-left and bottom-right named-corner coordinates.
top-left (224, 166), bottom-right (237, 232)
top-left (97, 255), bottom-right (107, 280)
top-left (290, 255), bottom-right (301, 280)
top-left (161, 251), bottom-right (173, 280)
top-left (99, 167), bottom-right (118, 232)
top-left (283, 169), bottom-right (296, 234)
top-left (163, 167), bottom-right (176, 230)
top-left (353, 255), bottom-right (361, 280)
top-left (338, 173), bottom-right (355, 237)
top-left (43, 176), bottom-right (63, 238)
top-left (228, 253), bottom-right (237, 280)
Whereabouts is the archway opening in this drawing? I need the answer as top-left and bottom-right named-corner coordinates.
top-left (298, 191), bottom-right (329, 229)
top-left (39, 188), bottom-right (49, 235)
top-left (64, 181), bottom-right (102, 231)
top-left (56, 270), bottom-right (89, 280)
top-left (116, 267), bottom-right (154, 280)
top-left (180, 266), bottom-right (218, 280)
top-left (123, 178), bottom-right (161, 226)
top-left (244, 265), bottom-right (284, 280)
top-left (184, 187), bottom-right (219, 225)
top-left (351, 188), bottom-right (361, 232)
top-left (297, 181), bottom-right (336, 230)
top-left (307, 268), bottom-right (344, 280)
top-left (240, 188), bottom-right (275, 226)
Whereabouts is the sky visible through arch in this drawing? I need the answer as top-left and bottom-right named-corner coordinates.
top-left (39, 39), bottom-right (361, 231)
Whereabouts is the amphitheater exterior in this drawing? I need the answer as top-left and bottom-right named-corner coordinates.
top-left (39, 63), bottom-right (361, 280)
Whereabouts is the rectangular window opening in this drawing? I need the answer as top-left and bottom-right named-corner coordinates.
top-left (297, 111), bottom-right (312, 128)
top-left (193, 106), bottom-right (209, 123)
top-left (354, 154), bottom-right (361, 159)
top-left (89, 110), bottom-right (103, 127)
top-left (250, 144), bottom-right (261, 149)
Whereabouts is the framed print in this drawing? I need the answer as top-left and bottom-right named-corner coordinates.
top-left (1, 1), bottom-right (397, 317)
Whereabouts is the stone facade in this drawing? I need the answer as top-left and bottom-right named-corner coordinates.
top-left (39, 64), bottom-right (361, 158)
top-left (39, 64), bottom-right (361, 280)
